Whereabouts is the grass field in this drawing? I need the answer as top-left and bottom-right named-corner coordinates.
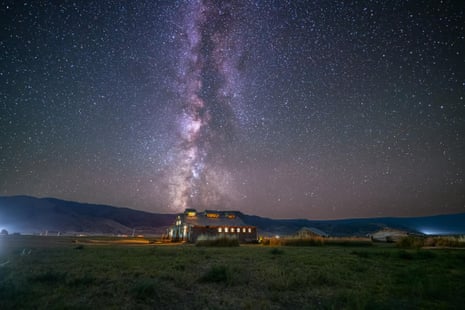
top-left (1, 235), bottom-right (464, 309)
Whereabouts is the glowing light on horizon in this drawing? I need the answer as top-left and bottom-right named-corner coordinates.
top-left (418, 228), bottom-right (454, 236)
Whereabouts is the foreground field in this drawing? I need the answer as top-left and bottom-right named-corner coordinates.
top-left (1, 236), bottom-right (464, 309)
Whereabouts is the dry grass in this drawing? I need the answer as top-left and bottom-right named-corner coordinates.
top-left (75, 238), bottom-right (151, 245)
top-left (397, 235), bottom-right (465, 249)
top-left (261, 236), bottom-right (372, 247)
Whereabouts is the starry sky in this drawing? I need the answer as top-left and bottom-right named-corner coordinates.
top-left (1, 0), bottom-right (464, 219)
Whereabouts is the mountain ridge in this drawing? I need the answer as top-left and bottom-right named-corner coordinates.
top-left (1, 195), bottom-right (464, 236)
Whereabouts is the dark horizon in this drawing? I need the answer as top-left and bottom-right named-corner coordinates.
top-left (2, 195), bottom-right (465, 238)
top-left (1, 1), bottom-right (464, 219)
top-left (1, 194), bottom-right (464, 222)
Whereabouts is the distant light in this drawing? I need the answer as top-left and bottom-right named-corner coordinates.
top-left (418, 228), bottom-right (452, 236)
top-left (0, 224), bottom-right (14, 235)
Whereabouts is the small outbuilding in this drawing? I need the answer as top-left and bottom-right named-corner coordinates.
top-left (370, 228), bottom-right (408, 242)
top-left (295, 227), bottom-right (329, 238)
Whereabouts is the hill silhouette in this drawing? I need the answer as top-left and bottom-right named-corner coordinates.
top-left (0, 196), bottom-right (174, 235)
top-left (1, 195), bottom-right (464, 236)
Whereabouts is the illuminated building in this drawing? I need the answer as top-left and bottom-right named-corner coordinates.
top-left (168, 209), bottom-right (257, 243)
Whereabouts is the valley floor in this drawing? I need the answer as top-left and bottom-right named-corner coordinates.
top-left (1, 235), bottom-right (464, 309)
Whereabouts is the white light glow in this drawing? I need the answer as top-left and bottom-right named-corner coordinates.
top-left (418, 228), bottom-right (451, 235)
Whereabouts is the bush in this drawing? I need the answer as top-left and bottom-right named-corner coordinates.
top-left (397, 236), bottom-right (425, 249)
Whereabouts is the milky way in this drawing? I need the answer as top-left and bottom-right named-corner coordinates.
top-left (165, 0), bottom-right (243, 211)
top-left (1, 1), bottom-right (464, 219)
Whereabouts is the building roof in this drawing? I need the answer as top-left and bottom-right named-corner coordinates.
top-left (370, 228), bottom-right (408, 237)
top-left (296, 226), bottom-right (329, 237)
top-left (179, 210), bottom-right (248, 227)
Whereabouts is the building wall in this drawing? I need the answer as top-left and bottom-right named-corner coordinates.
top-left (371, 230), bottom-right (408, 242)
top-left (296, 231), bottom-right (320, 238)
top-left (190, 226), bottom-right (257, 243)
top-left (169, 216), bottom-right (189, 241)
top-left (168, 210), bottom-right (258, 243)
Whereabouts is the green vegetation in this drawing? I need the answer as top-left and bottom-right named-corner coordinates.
top-left (0, 235), bottom-right (464, 309)
top-left (198, 265), bottom-right (232, 284)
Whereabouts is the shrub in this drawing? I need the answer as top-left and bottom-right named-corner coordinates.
top-left (397, 236), bottom-right (425, 249)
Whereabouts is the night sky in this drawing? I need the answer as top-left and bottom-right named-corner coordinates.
top-left (1, 1), bottom-right (464, 219)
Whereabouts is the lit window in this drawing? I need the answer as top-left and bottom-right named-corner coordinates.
top-left (242, 228), bottom-right (246, 233)
top-left (218, 227), bottom-right (222, 233)
top-left (225, 227), bottom-right (229, 233)
top-left (248, 228), bottom-right (252, 233)
top-left (231, 228), bottom-right (235, 233)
